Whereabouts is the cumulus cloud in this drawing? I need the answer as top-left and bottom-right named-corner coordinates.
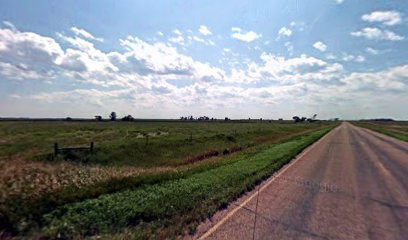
top-left (341, 65), bottom-right (408, 91)
top-left (198, 25), bottom-right (212, 36)
top-left (169, 35), bottom-right (185, 45)
top-left (3, 22), bottom-right (408, 120)
top-left (313, 41), bottom-right (327, 52)
top-left (116, 36), bottom-right (225, 82)
top-left (226, 53), bottom-right (343, 84)
top-left (0, 26), bottom-right (64, 80)
top-left (277, 27), bottom-right (292, 39)
top-left (342, 54), bottom-right (365, 62)
top-left (362, 11), bottom-right (402, 26)
top-left (366, 47), bottom-right (379, 55)
top-left (71, 27), bottom-right (104, 42)
top-left (231, 27), bottom-right (261, 42)
top-left (351, 27), bottom-right (403, 41)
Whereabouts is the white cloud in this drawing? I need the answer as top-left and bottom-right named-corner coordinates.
top-left (157, 31), bottom-right (164, 36)
top-left (71, 27), bottom-right (103, 42)
top-left (335, 0), bottom-right (344, 4)
top-left (169, 35), bottom-right (185, 45)
top-left (355, 55), bottom-right (366, 62)
top-left (117, 36), bottom-right (225, 82)
top-left (341, 65), bottom-right (408, 91)
top-left (313, 41), bottom-right (327, 52)
top-left (3, 22), bottom-right (408, 120)
top-left (341, 53), bottom-right (365, 62)
top-left (284, 42), bottom-right (294, 55)
top-left (173, 29), bottom-right (182, 35)
top-left (366, 47), bottom-right (379, 55)
top-left (226, 53), bottom-right (343, 84)
top-left (198, 25), bottom-right (212, 36)
top-left (362, 11), bottom-right (402, 26)
top-left (0, 62), bottom-right (53, 80)
top-left (277, 27), bottom-right (292, 38)
top-left (0, 26), bottom-right (64, 80)
top-left (2, 21), bottom-right (17, 31)
top-left (351, 27), bottom-right (403, 41)
top-left (231, 27), bottom-right (261, 42)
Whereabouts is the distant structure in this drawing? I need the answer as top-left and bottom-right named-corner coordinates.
top-left (109, 112), bottom-right (117, 121)
top-left (121, 115), bottom-right (134, 121)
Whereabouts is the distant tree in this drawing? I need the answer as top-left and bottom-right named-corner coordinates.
top-left (65, 117), bottom-right (73, 121)
top-left (122, 115), bottom-right (134, 121)
top-left (95, 115), bottom-right (102, 121)
top-left (109, 112), bottom-right (117, 121)
top-left (225, 117), bottom-right (230, 121)
top-left (300, 117), bottom-right (307, 122)
top-left (278, 118), bottom-right (283, 121)
top-left (292, 116), bottom-right (300, 123)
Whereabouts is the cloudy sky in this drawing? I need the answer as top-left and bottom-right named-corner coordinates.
top-left (0, 0), bottom-right (407, 119)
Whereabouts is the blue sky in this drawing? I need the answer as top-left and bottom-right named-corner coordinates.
top-left (0, 0), bottom-right (407, 119)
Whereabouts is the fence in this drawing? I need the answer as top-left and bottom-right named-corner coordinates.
top-left (54, 142), bottom-right (94, 156)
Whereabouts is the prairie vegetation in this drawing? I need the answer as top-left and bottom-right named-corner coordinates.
top-left (0, 120), bottom-right (336, 238)
top-left (354, 121), bottom-right (408, 142)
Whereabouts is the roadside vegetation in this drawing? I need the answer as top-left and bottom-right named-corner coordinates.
top-left (0, 120), bottom-right (336, 238)
top-left (353, 121), bottom-right (408, 142)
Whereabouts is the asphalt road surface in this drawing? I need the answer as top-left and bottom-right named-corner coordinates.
top-left (198, 122), bottom-right (408, 240)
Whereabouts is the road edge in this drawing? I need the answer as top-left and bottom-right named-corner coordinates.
top-left (193, 124), bottom-right (340, 240)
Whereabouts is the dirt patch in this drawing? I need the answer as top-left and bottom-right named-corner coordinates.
top-left (136, 131), bottom-right (169, 138)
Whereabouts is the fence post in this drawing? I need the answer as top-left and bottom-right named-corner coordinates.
top-left (189, 132), bottom-right (193, 142)
top-left (90, 142), bottom-right (94, 152)
top-left (54, 143), bottom-right (58, 156)
top-left (146, 135), bottom-right (149, 145)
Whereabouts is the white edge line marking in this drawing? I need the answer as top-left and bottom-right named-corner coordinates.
top-left (198, 126), bottom-right (339, 240)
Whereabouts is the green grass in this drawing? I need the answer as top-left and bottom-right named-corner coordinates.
top-left (0, 120), bottom-right (336, 238)
top-left (353, 121), bottom-right (408, 142)
top-left (39, 127), bottom-right (333, 239)
top-left (0, 121), bottom-right (330, 167)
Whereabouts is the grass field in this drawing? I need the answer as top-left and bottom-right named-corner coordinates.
top-left (0, 120), bottom-right (336, 238)
top-left (353, 121), bottom-right (408, 142)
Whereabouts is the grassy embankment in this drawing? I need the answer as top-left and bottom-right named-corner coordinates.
top-left (353, 121), bottom-right (408, 142)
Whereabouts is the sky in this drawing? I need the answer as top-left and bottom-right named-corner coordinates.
top-left (0, 0), bottom-right (407, 120)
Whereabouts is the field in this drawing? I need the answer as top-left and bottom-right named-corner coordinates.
top-left (0, 120), bottom-right (336, 238)
top-left (353, 121), bottom-right (408, 142)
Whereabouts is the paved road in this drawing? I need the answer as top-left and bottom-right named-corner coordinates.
top-left (198, 122), bottom-right (408, 240)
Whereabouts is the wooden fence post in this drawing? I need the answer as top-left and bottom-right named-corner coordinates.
top-left (90, 142), bottom-right (94, 152)
top-left (146, 135), bottom-right (149, 145)
top-left (54, 143), bottom-right (58, 156)
top-left (189, 133), bottom-right (193, 142)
